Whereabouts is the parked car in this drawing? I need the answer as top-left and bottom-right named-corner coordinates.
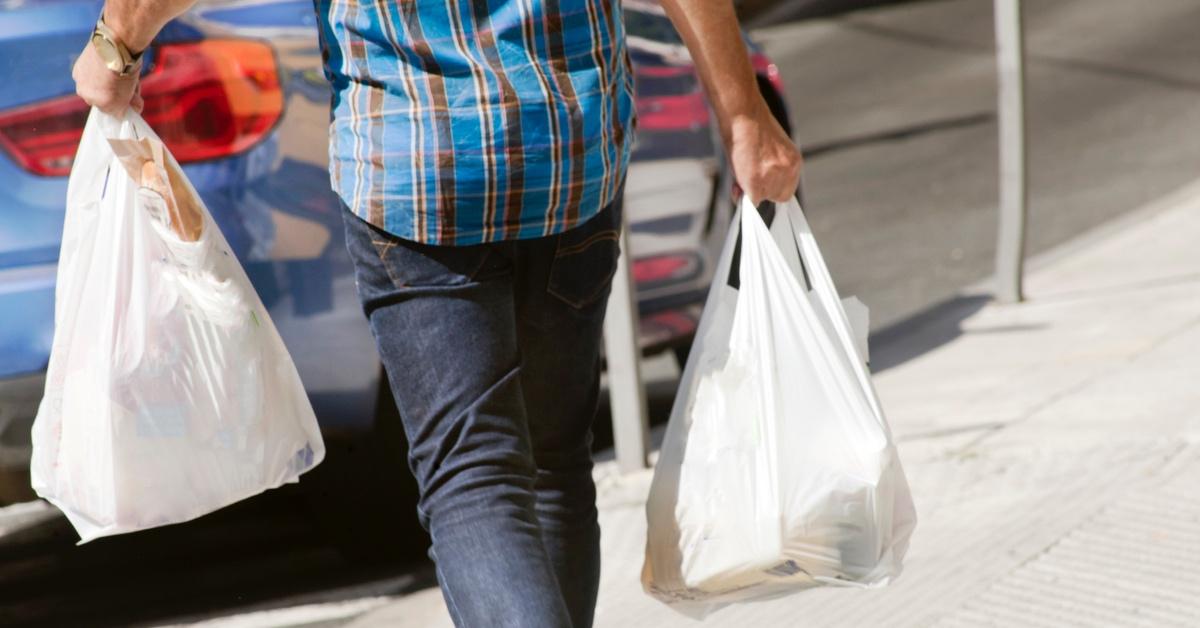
top-left (0, 0), bottom-right (795, 555)
top-left (622, 0), bottom-right (793, 359)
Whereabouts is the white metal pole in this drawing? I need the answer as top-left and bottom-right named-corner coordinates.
top-left (993, 0), bottom-right (1028, 303)
top-left (603, 208), bottom-right (650, 473)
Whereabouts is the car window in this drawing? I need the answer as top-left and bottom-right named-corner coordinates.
top-left (624, 9), bottom-right (683, 45)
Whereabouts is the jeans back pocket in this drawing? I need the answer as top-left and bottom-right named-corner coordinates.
top-left (547, 202), bottom-right (623, 310)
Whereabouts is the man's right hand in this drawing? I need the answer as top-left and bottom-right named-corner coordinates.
top-left (726, 104), bottom-right (802, 205)
top-left (71, 1), bottom-right (208, 114)
top-left (73, 42), bottom-right (143, 115)
top-left (658, 0), bottom-right (802, 206)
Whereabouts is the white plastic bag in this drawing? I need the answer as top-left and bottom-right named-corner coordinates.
top-left (643, 197), bottom-right (916, 615)
top-left (30, 109), bottom-right (325, 543)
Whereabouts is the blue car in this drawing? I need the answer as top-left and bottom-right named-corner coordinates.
top-left (0, 0), bottom-right (793, 552)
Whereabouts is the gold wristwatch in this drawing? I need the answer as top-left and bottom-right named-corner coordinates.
top-left (91, 16), bottom-right (143, 77)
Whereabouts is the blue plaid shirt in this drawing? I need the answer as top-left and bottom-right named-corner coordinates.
top-left (314, 0), bottom-right (637, 245)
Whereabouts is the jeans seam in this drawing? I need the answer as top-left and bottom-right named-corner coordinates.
top-left (369, 238), bottom-right (406, 287)
top-left (555, 230), bottom-right (618, 257)
top-left (372, 239), bottom-right (396, 261)
top-left (546, 277), bottom-right (610, 310)
top-left (368, 236), bottom-right (497, 289)
top-left (547, 230), bottom-right (619, 309)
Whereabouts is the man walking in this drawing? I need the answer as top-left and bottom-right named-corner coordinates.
top-left (75, 0), bottom-right (800, 625)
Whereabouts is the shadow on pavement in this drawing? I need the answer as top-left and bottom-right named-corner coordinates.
top-left (868, 293), bottom-right (992, 373)
top-left (802, 112), bottom-right (994, 160)
top-left (0, 484), bottom-right (432, 628)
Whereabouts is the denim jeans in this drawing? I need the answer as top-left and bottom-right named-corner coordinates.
top-left (341, 199), bottom-right (623, 628)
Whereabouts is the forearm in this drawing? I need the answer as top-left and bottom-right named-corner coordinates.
top-left (658, 0), bottom-right (765, 141)
top-left (103, 0), bottom-right (198, 52)
top-left (658, 0), bottom-right (801, 203)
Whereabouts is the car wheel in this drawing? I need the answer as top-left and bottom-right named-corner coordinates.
top-left (673, 342), bottom-right (693, 371)
top-left (756, 75), bottom-right (793, 137)
top-left (300, 374), bottom-right (430, 566)
top-left (0, 466), bottom-right (33, 505)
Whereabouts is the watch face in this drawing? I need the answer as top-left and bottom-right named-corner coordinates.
top-left (92, 32), bottom-right (124, 71)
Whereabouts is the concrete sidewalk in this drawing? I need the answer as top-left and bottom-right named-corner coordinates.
top-left (337, 172), bottom-right (1200, 627)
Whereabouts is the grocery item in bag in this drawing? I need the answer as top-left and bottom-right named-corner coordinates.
top-left (643, 197), bottom-right (916, 616)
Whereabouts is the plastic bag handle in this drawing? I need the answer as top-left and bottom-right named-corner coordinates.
top-left (739, 195), bottom-right (888, 423)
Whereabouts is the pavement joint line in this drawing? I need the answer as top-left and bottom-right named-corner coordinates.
top-left (950, 310), bottom-right (1200, 456)
top-left (1018, 270), bottom-right (1200, 306)
top-left (895, 421), bottom-right (1006, 442)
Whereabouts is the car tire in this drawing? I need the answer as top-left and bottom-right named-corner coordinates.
top-left (300, 375), bottom-right (430, 566)
top-left (756, 76), bottom-right (793, 137)
top-left (672, 342), bottom-right (692, 371)
top-left (0, 466), bottom-right (34, 505)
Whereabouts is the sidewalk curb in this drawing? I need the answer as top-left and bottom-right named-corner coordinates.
top-left (968, 177), bottom-right (1200, 297)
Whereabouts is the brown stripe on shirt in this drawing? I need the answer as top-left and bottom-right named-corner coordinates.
top-left (471, 1), bottom-right (528, 240)
top-left (541, 0), bottom-right (587, 228)
top-left (400, 1), bottom-right (457, 244)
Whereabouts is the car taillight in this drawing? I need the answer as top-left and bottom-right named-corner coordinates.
top-left (0, 39), bottom-right (283, 177)
top-left (633, 253), bottom-right (699, 286)
top-left (750, 52), bottom-right (786, 97)
top-left (0, 93), bottom-right (89, 176)
top-left (141, 40), bottom-right (283, 163)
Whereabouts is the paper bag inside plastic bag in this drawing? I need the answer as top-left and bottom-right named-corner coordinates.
top-left (108, 136), bottom-right (204, 242)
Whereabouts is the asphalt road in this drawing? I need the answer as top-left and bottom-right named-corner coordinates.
top-left (4, 0), bottom-right (1200, 626)
top-left (761, 0), bottom-right (1200, 330)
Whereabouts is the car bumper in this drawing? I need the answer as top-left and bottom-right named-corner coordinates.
top-left (0, 255), bottom-right (55, 487)
top-left (0, 372), bottom-right (42, 475)
top-left (638, 301), bottom-right (703, 354)
top-left (0, 262), bottom-right (55, 380)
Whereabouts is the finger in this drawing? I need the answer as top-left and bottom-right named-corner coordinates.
top-left (740, 183), bottom-right (767, 208)
top-left (766, 182), bottom-right (797, 204)
top-left (97, 91), bottom-right (127, 115)
top-left (96, 96), bottom-right (121, 115)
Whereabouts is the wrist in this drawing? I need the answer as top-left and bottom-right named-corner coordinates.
top-left (91, 15), bottom-right (144, 77)
top-left (720, 98), bottom-right (771, 144)
top-left (102, 7), bottom-right (152, 55)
